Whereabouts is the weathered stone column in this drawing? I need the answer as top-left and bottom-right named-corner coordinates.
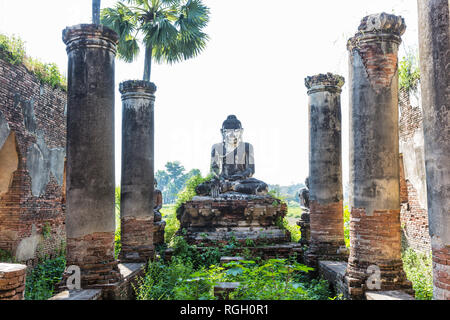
top-left (62, 25), bottom-right (121, 287)
top-left (417, 0), bottom-right (450, 300)
top-left (345, 13), bottom-right (413, 299)
top-left (119, 80), bottom-right (157, 263)
top-left (304, 73), bottom-right (348, 266)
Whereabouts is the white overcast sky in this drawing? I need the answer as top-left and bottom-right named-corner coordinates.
top-left (0, 0), bottom-right (419, 186)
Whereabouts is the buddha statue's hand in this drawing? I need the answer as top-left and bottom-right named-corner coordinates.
top-left (229, 173), bottom-right (244, 181)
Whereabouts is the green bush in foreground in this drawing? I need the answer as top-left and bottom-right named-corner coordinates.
top-left (135, 236), bottom-right (336, 300)
top-left (402, 248), bottom-right (433, 300)
top-left (24, 256), bottom-right (66, 300)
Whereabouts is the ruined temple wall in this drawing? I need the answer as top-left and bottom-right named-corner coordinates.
top-left (0, 52), bottom-right (66, 265)
top-left (398, 88), bottom-right (431, 254)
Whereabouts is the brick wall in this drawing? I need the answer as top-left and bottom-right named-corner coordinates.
top-left (398, 88), bottom-right (431, 254)
top-left (0, 51), bottom-right (67, 266)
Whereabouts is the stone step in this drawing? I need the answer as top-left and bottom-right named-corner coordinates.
top-left (365, 290), bottom-right (415, 300)
top-left (49, 289), bottom-right (102, 300)
top-left (220, 257), bottom-right (245, 265)
top-left (214, 282), bottom-right (241, 300)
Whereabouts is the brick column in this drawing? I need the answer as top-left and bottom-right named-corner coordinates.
top-left (345, 13), bottom-right (412, 299)
top-left (0, 263), bottom-right (26, 300)
top-left (119, 80), bottom-right (157, 263)
top-left (304, 73), bottom-right (348, 266)
top-left (62, 25), bottom-right (121, 287)
top-left (417, 0), bottom-right (450, 300)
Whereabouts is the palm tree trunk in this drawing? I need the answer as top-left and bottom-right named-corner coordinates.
top-left (93, 0), bottom-right (101, 25)
top-left (143, 45), bottom-right (153, 82)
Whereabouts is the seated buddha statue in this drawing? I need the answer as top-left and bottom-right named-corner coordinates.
top-left (196, 115), bottom-right (268, 197)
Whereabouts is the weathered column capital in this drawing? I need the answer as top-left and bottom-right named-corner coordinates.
top-left (347, 12), bottom-right (406, 51)
top-left (119, 80), bottom-right (157, 101)
top-left (63, 24), bottom-right (119, 54)
top-left (305, 73), bottom-right (345, 94)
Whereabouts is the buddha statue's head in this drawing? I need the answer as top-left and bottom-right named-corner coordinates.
top-left (221, 115), bottom-right (243, 148)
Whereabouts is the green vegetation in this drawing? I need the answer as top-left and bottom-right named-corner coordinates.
top-left (402, 248), bottom-right (433, 300)
top-left (174, 172), bottom-right (212, 212)
top-left (135, 236), bottom-right (335, 300)
top-left (101, 0), bottom-right (210, 82)
top-left (399, 51), bottom-right (420, 93)
top-left (24, 255), bottom-right (66, 300)
top-left (156, 161), bottom-right (203, 204)
top-left (343, 205), bottom-right (350, 248)
top-left (0, 249), bottom-right (15, 263)
top-left (115, 186), bottom-right (122, 259)
top-left (0, 33), bottom-right (67, 90)
top-left (161, 204), bottom-right (179, 246)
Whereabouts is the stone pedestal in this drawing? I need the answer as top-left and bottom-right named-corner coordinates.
top-left (304, 73), bottom-right (348, 266)
top-left (119, 80), bottom-right (157, 263)
top-left (346, 13), bottom-right (412, 299)
top-left (297, 211), bottom-right (310, 246)
top-left (417, 0), bottom-right (450, 301)
top-left (0, 263), bottom-right (27, 300)
top-left (153, 221), bottom-right (166, 245)
top-left (62, 24), bottom-right (121, 287)
top-left (176, 193), bottom-right (289, 245)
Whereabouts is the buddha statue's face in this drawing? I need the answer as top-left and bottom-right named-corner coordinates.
top-left (222, 129), bottom-right (243, 147)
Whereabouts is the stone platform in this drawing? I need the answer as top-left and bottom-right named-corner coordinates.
top-left (176, 193), bottom-right (290, 245)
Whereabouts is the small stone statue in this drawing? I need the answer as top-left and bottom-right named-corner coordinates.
top-left (196, 115), bottom-right (268, 197)
top-left (297, 177), bottom-right (311, 246)
top-left (298, 177), bottom-right (310, 213)
top-left (153, 180), bottom-right (165, 245)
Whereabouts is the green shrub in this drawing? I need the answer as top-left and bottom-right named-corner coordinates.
top-left (115, 186), bottom-right (121, 259)
top-left (402, 248), bottom-right (433, 300)
top-left (0, 34), bottom-right (26, 65)
top-left (399, 52), bottom-right (420, 93)
top-left (0, 33), bottom-right (67, 90)
top-left (135, 239), bottom-right (337, 300)
top-left (174, 173), bottom-right (212, 212)
top-left (0, 249), bottom-right (15, 263)
top-left (161, 205), bottom-right (179, 245)
top-left (24, 255), bottom-right (66, 300)
top-left (343, 205), bottom-right (350, 248)
top-left (135, 257), bottom-right (195, 300)
top-left (282, 217), bottom-right (301, 242)
top-left (170, 236), bottom-right (222, 270)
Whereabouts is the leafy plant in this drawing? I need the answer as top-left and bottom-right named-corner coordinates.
top-left (0, 33), bottom-right (67, 90)
top-left (115, 186), bottom-right (121, 259)
top-left (0, 249), bottom-right (15, 263)
top-left (399, 52), bottom-right (420, 93)
top-left (24, 255), bottom-right (66, 300)
top-left (402, 248), bottom-right (432, 300)
top-left (343, 205), bottom-right (350, 248)
top-left (174, 173), bottom-right (212, 212)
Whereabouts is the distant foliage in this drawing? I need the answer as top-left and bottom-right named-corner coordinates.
top-left (174, 172), bottom-right (212, 212)
top-left (0, 33), bottom-right (67, 91)
top-left (402, 248), bottom-right (433, 300)
top-left (156, 161), bottom-right (202, 204)
top-left (24, 256), bottom-right (66, 300)
top-left (161, 204), bottom-right (179, 246)
top-left (115, 186), bottom-right (121, 259)
top-left (269, 184), bottom-right (305, 203)
top-left (343, 205), bottom-right (350, 248)
top-left (398, 52), bottom-right (420, 93)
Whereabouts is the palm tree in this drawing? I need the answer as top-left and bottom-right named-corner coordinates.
top-left (101, 0), bottom-right (210, 82)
